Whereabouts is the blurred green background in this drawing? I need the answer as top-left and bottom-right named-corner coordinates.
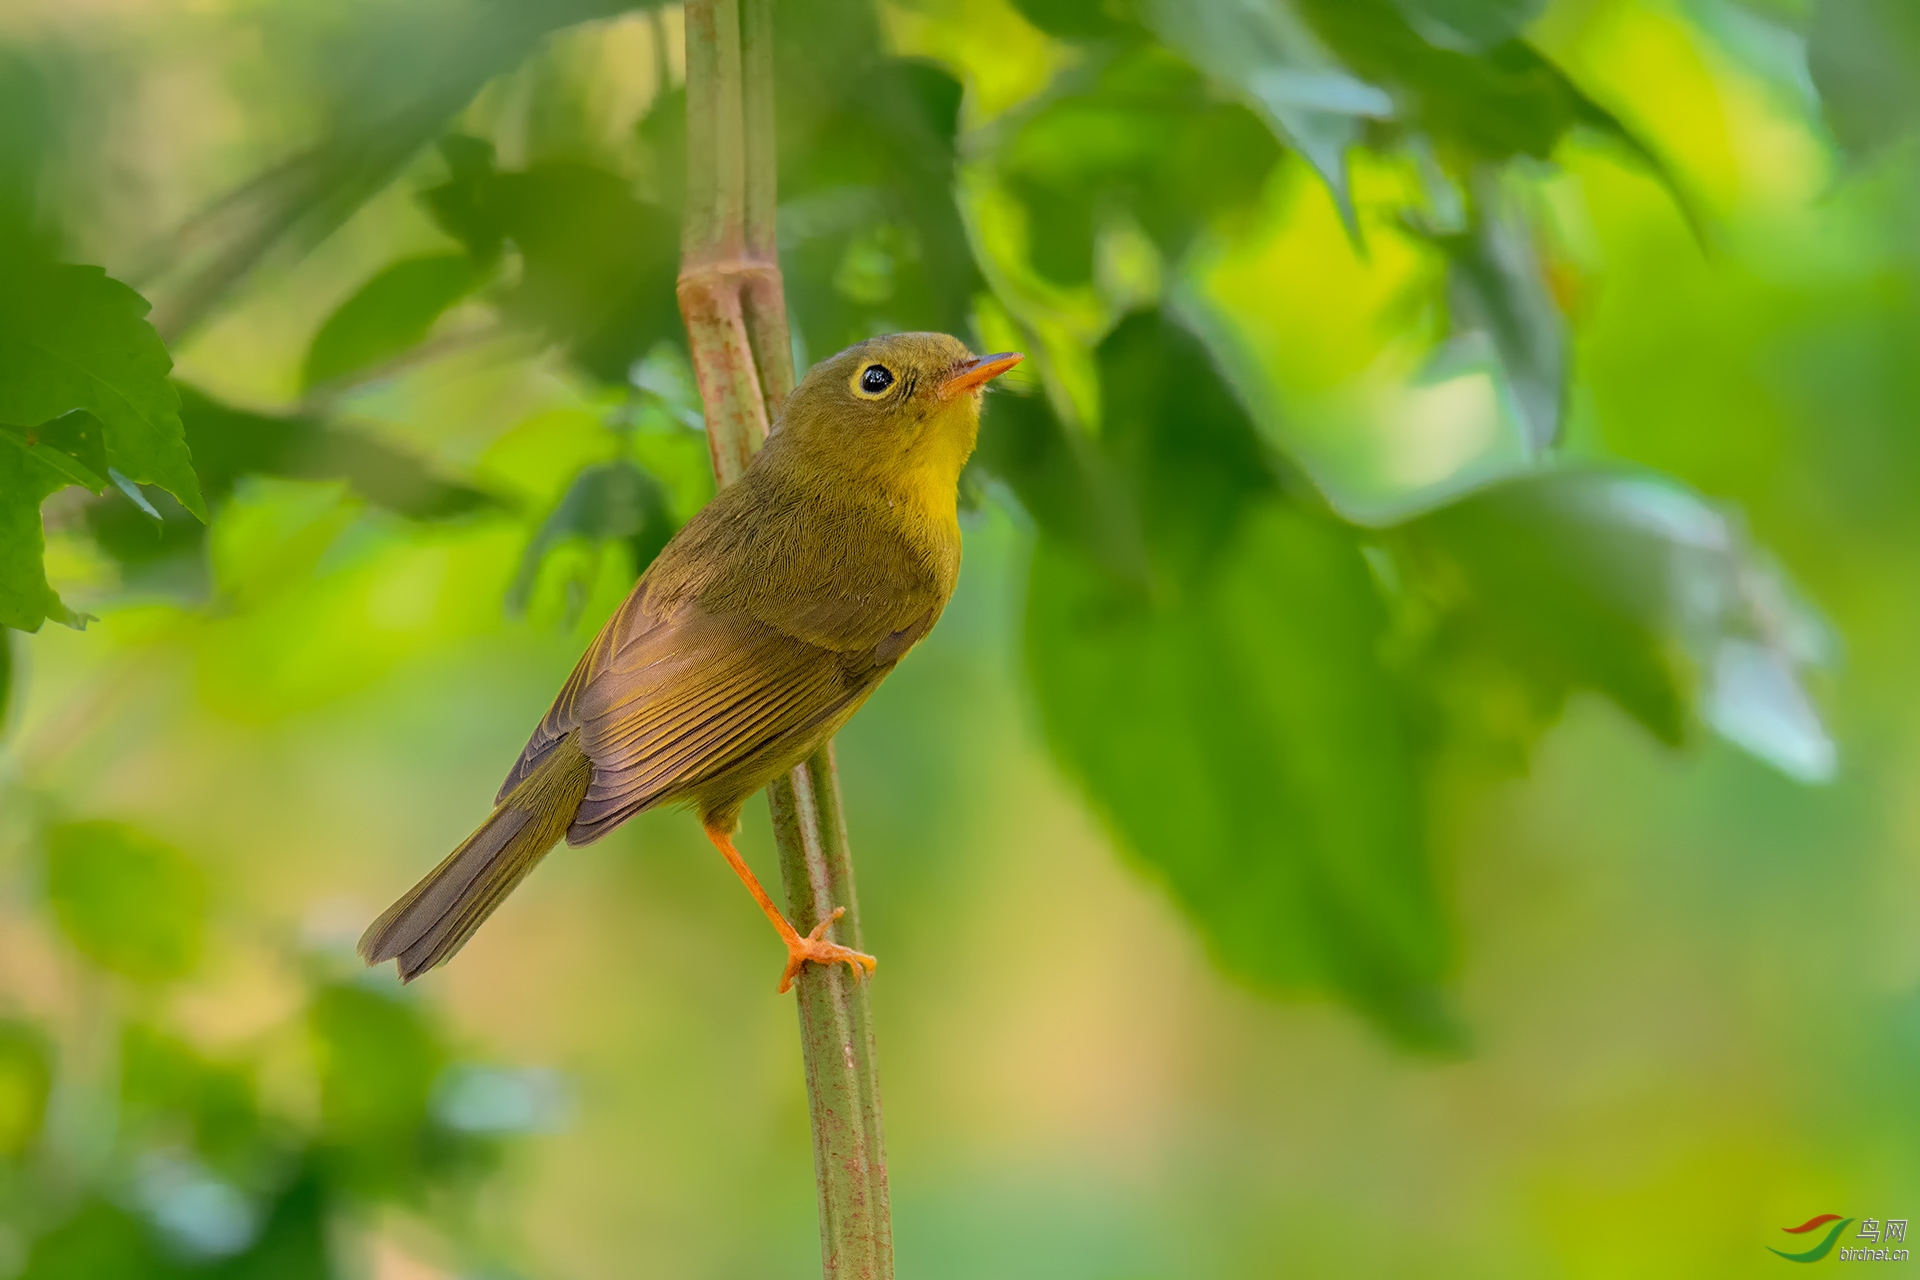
top-left (2, 0), bottom-right (1919, 1275)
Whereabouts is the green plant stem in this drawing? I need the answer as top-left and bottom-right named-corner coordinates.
top-left (675, 4), bottom-right (893, 1277)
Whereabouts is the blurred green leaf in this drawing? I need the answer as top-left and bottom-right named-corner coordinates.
top-left (1009, 0), bottom-right (1136, 39)
top-left (0, 264), bottom-right (203, 517)
top-left (1093, 310), bottom-right (1277, 572)
top-left (0, 1019), bottom-right (52, 1160)
top-left (997, 46), bottom-right (1285, 284)
top-left (1144, 0), bottom-right (1390, 224)
top-left (496, 165), bottom-right (683, 382)
top-left (421, 134), bottom-right (508, 264)
top-left (310, 981), bottom-right (447, 1199)
top-left (423, 152), bottom-right (682, 382)
top-left (43, 821), bottom-right (207, 982)
top-left (0, 47), bottom-right (70, 269)
top-left (21, 1163), bottom-right (332, 1279)
top-left (1019, 311), bottom-right (1454, 1044)
top-left (1029, 504), bottom-right (1454, 1046)
top-left (776, 2), bottom-right (980, 351)
top-left (121, 1025), bottom-right (267, 1178)
top-left (509, 459), bottom-right (677, 618)
top-left (20, 1199), bottom-right (181, 1280)
top-left (1425, 188), bottom-right (1565, 454)
top-left (177, 386), bottom-right (495, 520)
top-left (147, 0), bottom-right (651, 337)
top-left (1390, 0), bottom-right (1543, 52)
top-left (974, 388), bottom-right (1149, 585)
top-left (1394, 469), bottom-right (1836, 780)
top-left (83, 385), bottom-right (500, 590)
top-left (204, 1166), bottom-right (331, 1280)
top-left (1808, 0), bottom-right (1920, 162)
top-left (301, 252), bottom-right (479, 392)
top-left (1299, 0), bottom-right (1675, 184)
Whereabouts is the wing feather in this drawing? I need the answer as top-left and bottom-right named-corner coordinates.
top-left (499, 587), bottom-right (884, 844)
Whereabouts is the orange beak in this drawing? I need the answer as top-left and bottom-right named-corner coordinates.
top-left (938, 351), bottom-right (1023, 399)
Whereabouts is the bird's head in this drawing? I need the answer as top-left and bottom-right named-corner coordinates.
top-left (770, 332), bottom-right (1022, 517)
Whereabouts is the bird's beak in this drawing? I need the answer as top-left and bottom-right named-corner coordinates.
top-left (939, 351), bottom-right (1023, 399)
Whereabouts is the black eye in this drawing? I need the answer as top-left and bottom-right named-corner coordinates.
top-left (860, 364), bottom-right (894, 395)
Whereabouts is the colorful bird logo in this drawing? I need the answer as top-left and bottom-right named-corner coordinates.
top-left (1770, 1215), bottom-right (1853, 1263)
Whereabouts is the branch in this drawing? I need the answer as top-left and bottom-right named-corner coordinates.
top-left (675, 5), bottom-right (893, 1277)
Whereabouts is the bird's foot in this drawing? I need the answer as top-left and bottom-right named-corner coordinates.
top-left (778, 907), bottom-right (877, 993)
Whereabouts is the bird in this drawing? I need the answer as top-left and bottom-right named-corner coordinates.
top-left (359, 333), bottom-right (1022, 992)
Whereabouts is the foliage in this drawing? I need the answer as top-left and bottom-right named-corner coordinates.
top-left (0, 267), bottom-right (202, 630)
top-left (3, 0), bottom-right (1916, 1268)
top-left (1808, 0), bottom-right (1920, 162)
top-left (42, 822), bottom-right (207, 983)
top-left (3, 803), bottom-right (548, 1278)
top-left (0, 0), bottom-right (1885, 1206)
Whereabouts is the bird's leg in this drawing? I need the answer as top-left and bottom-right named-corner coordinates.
top-left (701, 821), bottom-right (877, 993)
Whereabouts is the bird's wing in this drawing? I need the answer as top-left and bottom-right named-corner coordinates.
top-left (498, 588), bottom-right (889, 842)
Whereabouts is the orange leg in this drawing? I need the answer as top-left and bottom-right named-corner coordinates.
top-left (701, 821), bottom-right (877, 994)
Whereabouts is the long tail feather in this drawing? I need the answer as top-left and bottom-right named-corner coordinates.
top-left (359, 735), bottom-right (593, 982)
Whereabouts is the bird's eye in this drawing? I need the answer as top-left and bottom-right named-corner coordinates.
top-left (859, 364), bottom-right (895, 396)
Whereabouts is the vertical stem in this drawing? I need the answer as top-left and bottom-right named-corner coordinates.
top-left (675, 5), bottom-right (893, 1278)
top-left (680, 0), bottom-right (746, 268)
top-left (767, 749), bottom-right (892, 1277)
top-left (739, 0), bottom-right (794, 413)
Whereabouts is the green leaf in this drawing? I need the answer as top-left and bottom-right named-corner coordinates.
top-left (1028, 502), bottom-right (1454, 1046)
top-left (0, 1020), bottom-right (52, 1160)
top-left (119, 1025), bottom-right (265, 1175)
top-left (1095, 310), bottom-right (1277, 571)
top-left (1390, 0), bottom-right (1543, 52)
top-left (0, 442), bottom-right (81, 632)
top-left (494, 165), bottom-right (683, 382)
top-left (178, 386), bottom-right (495, 519)
top-left (974, 389), bottom-right (1150, 585)
top-left (1143, 0), bottom-right (1391, 224)
top-left (81, 387), bottom-right (498, 589)
top-left (1018, 311), bottom-right (1454, 1044)
top-left (214, 1165), bottom-right (333, 1280)
top-left (19, 1199), bottom-right (179, 1280)
top-left (43, 821), bottom-right (207, 982)
top-left (301, 252), bottom-right (477, 391)
top-left (1394, 469), bottom-right (1835, 780)
top-left (997, 46), bottom-right (1286, 283)
top-left (0, 410), bottom-right (110, 492)
top-left (1427, 189), bottom-right (1566, 454)
top-left (421, 134), bottom-right (507, 264)
top-left (1808, 0), bottom-right (1920, 162)
top-left (0, 264), bottom-right (204, 519)
top-left (1300, 0), bottom-right (1666, 173)
top-left (146, 0), bottom-right (649, 338)
top-left (1009, 0), bottom-right (1135, 39)
top-left (424, 154), bottom-right (682, 383)
top-left (777, 29), bottom-right (981, 353)
top-left (508, 460), bottom-right (677, 619)
top-left (310, 982), bottom-right (457, 1199)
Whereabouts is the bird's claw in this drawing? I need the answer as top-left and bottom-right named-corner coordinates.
top-left (778, 906), bottom-right (877, 993)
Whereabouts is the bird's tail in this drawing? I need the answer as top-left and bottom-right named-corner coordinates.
top-left (359, 735), bottom-right (593, 982)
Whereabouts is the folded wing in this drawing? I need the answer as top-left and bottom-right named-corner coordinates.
top-left (499, 588), bottom-right (885, 843)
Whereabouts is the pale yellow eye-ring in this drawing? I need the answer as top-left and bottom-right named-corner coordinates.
top-left (851, 363), bottom-right (896, 399)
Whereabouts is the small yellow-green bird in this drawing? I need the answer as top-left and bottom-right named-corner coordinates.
top-left (360, 334), bottom-right (1021, 991)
